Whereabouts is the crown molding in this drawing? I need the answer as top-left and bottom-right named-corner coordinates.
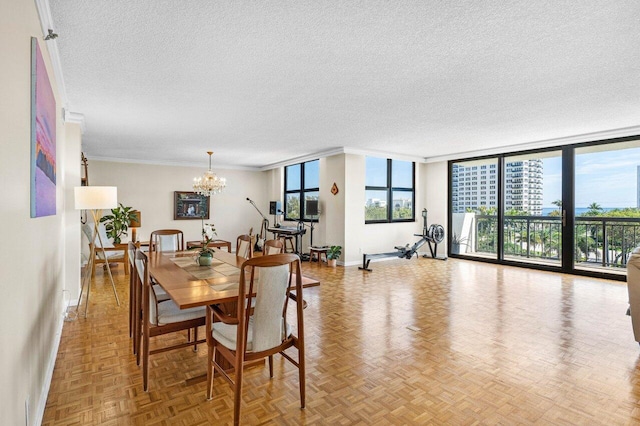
top-left (423, 125), bottom-right (640, 164)
top-left (259, 148), bottom-right (346, 171)
top-left (63, 111), bottom-right (86, 133)
top-left (85, 155), bottom-right (262, 172)
top-left (258, 146), bottom-right (427, 171)
top-left (35, 0), bottom-right (69, 110)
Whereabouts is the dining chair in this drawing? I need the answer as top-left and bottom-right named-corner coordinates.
top-left (263, 239), bottom-right (284, 255)
top-left (135, 250), bottom-right (207, 391)
top-left (236, 234), bottom-right (253, 259)
top-left (131, 233), bottom-right (173, 356)
top-left (205, 253), bottom-right (306, 425)
top-left (149, 229), bottom-right (184, 253)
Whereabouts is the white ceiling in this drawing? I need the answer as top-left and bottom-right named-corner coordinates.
top-left (47, 1), bottom-right (640, 170)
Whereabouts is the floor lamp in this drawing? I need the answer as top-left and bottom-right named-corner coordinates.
top-left (75, 186), bottom-right (121, 317)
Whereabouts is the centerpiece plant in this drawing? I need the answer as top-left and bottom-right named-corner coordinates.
top-left (195, 219), bottom-right (217, 266)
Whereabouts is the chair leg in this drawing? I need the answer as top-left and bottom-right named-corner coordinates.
top-left (134, 295), bottom-right (142, 360)
top-left (142, 328), bottom-right (149, 391)
top-left (206, 344), bottom-right (215, 400)
top-left (233, 365), bottom-right (244, 426)
top-left (128, 276), bottom-right (134, 339)
top-left (268, 355), bottom-right (273, 378)
top-left (299, 351), bottom-right (306, 408)
top-left (193, 327), bottom-right (199, 352)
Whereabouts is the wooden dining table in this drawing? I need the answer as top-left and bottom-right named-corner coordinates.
top-left (147, 249), bottom-right (320, 309)
top-left (146, 249), bottom-right (319, 384)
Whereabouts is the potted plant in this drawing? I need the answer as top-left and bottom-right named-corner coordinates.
top-left (326, 245), bottom-right (342, 267)
top-left (193, 220), bottom-right (217, 266)
top-left (100, 204), bottom-right (137, 244)
top-left (450, 233), bottom-right (467, 255)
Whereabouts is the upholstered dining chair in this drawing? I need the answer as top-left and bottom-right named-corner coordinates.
top-left (236, 234), bottom-right (253, 259)
top-left (149, 229), bottom-right (184, 253)
top-left (263, 239), bottom-right (284, 255)
top-left (131, 232), bottom-right (174, 356)
top-left (205, 254), bottom-right (306, 426)
top-left (135, 250), bottom-right (206, 391)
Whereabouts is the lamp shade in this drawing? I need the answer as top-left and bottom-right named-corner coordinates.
top-left (74, 186), bottom-right (118, 210)
top-left (129, 210), bottom-right (141, 227)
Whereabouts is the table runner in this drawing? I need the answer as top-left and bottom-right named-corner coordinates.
top-left (170, 255), bottom-right (240, 280)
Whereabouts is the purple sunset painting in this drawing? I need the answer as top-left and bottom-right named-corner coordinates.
top-left (31, 38), bottom-right (56, 217)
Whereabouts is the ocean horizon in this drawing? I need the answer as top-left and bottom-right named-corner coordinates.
top-left (541, 207), bottom-right (626, 216)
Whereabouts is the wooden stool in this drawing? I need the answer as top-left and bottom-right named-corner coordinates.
top-left (280, 236), bottom-right (295, 253)
top-left (309, 247), bottom-right (328, 264)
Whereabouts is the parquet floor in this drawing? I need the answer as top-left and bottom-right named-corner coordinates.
top-left (43, 257), bottom-right (640, 425)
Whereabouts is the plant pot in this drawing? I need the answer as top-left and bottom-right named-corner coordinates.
top-left (451, 243), bottom-right (461, 255)
top-left (327, 259), bottom-right (337, 267)
top-left (198, 254), bottom-right (213, 266)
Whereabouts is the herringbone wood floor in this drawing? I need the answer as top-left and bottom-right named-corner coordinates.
top-left (43, 257), bottom-right (640, 425)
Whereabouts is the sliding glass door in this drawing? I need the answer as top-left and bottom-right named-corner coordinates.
top-left (450, 158), bottom-right (499, 258)
top-left (449, 136), bottom-right (640, 279)
top-left (573, 140), bottom-right (640, 274)
top-left (502, 151), bottom-right (562, 267)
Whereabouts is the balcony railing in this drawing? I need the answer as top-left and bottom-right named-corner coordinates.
top-left (470, 214), bottom-right (640, 269)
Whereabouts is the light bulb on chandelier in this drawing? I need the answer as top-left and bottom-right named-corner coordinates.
top-left (193, 151), bottom-right (226, 196)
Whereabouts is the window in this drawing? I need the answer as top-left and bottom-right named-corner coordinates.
top-left (365, 157), bottom-right (415, 223)
top-left (284, 159), bottom-right (319, 221)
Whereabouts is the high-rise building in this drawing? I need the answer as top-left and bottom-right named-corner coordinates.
top-left (452, 159), bottom-right (543, 215)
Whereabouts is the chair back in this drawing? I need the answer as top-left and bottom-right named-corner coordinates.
top-left (127, 241), bottom-right (136, 268)
top-left (238, 254), bottom-right (303, 353)
top-left (150, 230), bottom-right (184, 252)
top-left (135, 249), bottom-right (161, 324)
top-left (83, 222), bottom-right (115, 248)
top-left (96, 222), bottom-right (114, 248)
top-left (135, 250), bottom-right (147, 290)
top-left (236, 234), bottom-right (253, 259)
top-left (263, 239), bottom-right (284, 255)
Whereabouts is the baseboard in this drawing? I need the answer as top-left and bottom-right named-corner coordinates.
top-left (33, 300), bottom-right (66, 426)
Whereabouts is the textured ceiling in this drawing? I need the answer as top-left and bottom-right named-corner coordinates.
top-left (49, 1), bottom-right (640, 169)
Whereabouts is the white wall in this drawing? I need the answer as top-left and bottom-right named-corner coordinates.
top-left (64, 123), bottom-right (82, 301)
top-left (90, 161), bottom-right (270, 248)
top-left (423, 161), bottom-right (449, 253)
top-left (0, 2), bottom-right (76, 424)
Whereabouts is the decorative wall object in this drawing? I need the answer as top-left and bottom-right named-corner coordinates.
top-left (331, 182), bottom-right (339, 195)
top-left (30, 37), bottom-right (56, 217)
top-left (174, 191), bottom-right (210, 220)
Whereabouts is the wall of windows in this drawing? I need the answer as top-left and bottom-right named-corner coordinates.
top-left (284, 159), bottom-right (319, 221)
top-left (448, 135), bottom-right (640, 280)
top-left (365, 157), bottom-right (415, 223)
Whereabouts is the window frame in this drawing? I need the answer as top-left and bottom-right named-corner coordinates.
top-left (365, 158), bottom-right (415, 224)
top-left (284, 159), bottom-right (319, 222)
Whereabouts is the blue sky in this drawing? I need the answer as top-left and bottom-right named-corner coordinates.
top-left (543, 147), bottom-right (640, 208)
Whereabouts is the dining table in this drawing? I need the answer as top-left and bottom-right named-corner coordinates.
top-left (146, 249), bottom-right (319, 384)
top-left (147, 249), bottom-right (320, 309)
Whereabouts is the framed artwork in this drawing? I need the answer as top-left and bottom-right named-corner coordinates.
top-left (174, 191), bottom-right (210, 220)
top-left (31, 37), bottom-right (57, 217)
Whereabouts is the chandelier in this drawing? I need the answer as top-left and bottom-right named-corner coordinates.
top-left (193, 151), bottom-right (226, 196)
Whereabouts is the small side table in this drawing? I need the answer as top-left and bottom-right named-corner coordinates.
top-left (186, 240), bottom-right (232, 252)
top-left (309, 247), bottom-right (328, 264)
